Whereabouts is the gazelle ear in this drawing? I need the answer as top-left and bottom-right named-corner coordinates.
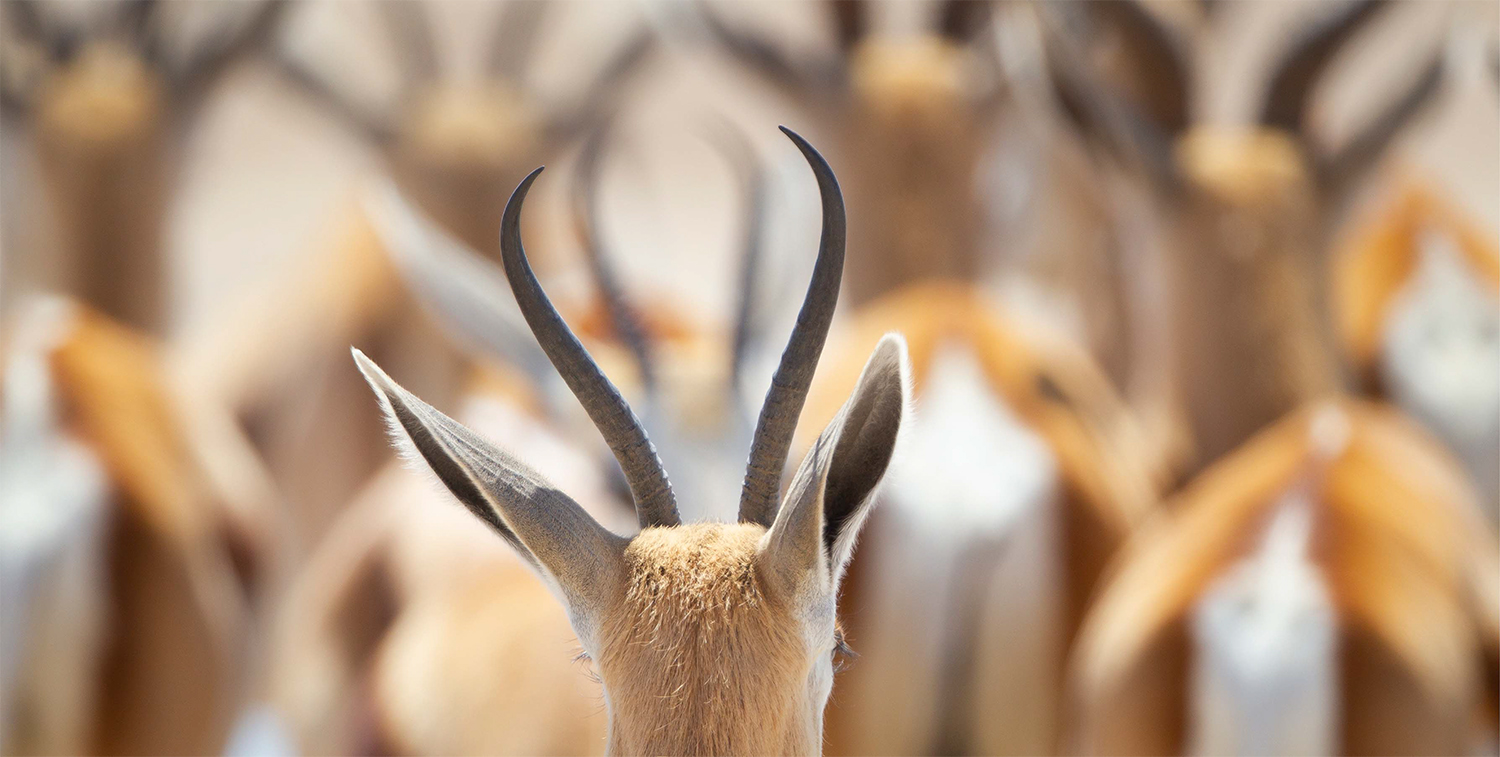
top-left (763, 334), bottom-right (910, 591)
top-left (351, 350), bottom-right (626, 622)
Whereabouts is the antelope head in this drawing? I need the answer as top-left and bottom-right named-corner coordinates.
top-left (1045, 0), bottom-right (1450, 466)
top-left (353, 128), bottom-right (910, 755)
top-left (274, 0), bottom-right (653, 261)
top-left (1, 0), bottom-right (280, 333)
top-left (694, 1), bottom-right (1003, 304)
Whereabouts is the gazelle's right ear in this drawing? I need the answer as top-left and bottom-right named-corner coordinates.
top-left (351, 349), bottom-right (626, 622)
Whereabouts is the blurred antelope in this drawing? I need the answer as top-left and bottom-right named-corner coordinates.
top-left (0, 0), bottom-right (281, 334)
top-left (1068, 401), bottom-right (1500, 755)
top-left (179, 0), bottom-right (658, 547)
top-left (1045, 1), bottom-right (1500, 752)
top-left (691, 0), bottom-right (1160, 395)
top-left (348, 127), bottom-right (910, 755)
top-left (792, 281), bottom-right (1158, 755)
top-left (1331, 178), bottom-right (1500, 519)
top-left (695, 6), bottom-right (1167, 753)
top-left (1046, 0), bottom-right (1452, 472)
top-left (269, 122), bottom-right (777, 755)
top-left (0, 298), bottom-right (272, 755)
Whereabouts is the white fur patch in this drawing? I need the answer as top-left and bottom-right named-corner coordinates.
top-left (0, 302), bottom-right (111, 753)
top-left (885, 342), bottom-right (1059, 540)
top-left (1188, 493), bottom-right (1338, 757)
top-left (846, 341), bottom-right (1062, 753)
top-left (1380, 230), bottom-right (1500, 519)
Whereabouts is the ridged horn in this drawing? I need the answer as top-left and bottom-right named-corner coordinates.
top-left (499, 167), bottom-right (679, 529)
top-left (738, 126), bottom-right (845, 526)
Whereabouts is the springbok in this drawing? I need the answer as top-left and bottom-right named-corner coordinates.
top-left (693, 6), bottom-right (1168, 753)
top-left (1045, 2), bottom-right (1500, 752)
top-left (690, 0), bottom-right (1163, 396)
top-left (0, 0), bottom-right (280, 334)
top-left (0, 297), bottom-right (270, 755)
top-left (178, 0), bottom-right (658, 547)
top-left (1067, 400), bottom-right (1500, 755)
top-left (268, 122), bottom-right (777, 755)
top-left (1045, 0), bottom-right (1452, 472)
top-left (1331, 178), bottom-right (1500, 519)
top-left (350, 127), bottom-right (911, 755)
top-left (791, 281), bottom-right (1159, 756)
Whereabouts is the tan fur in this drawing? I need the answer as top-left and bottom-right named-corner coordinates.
top-left (1068, 398), bottom-right (1499, 755)
top-left (375, 562), bottom-right (606, 756)
top-left (600, 524), bottom-right (820, 756)
top-left (33, 41), bottom-right (170, 333)
top-left (1165, 127), bottom-right (1344, 469)
top-left (33, 306), bottom-right (252, 755)
top-left (271, 384), bottom-right (626, 755)
top-left (839, 38), bottom-right (992, 306)
top-left (1331, 175), bottom-right (1500, 383)
top-left (392, 83), bottom-right (546, 262)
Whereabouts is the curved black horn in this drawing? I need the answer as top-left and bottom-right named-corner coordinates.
top-left (500, 167), bottom-right (679, 529)
top-left (738, 127), bottom-right (845, 527)
top-left (1259, 0), bottom-right (1390, 134)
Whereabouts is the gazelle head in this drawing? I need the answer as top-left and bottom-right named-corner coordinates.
top-left (2, 0), bottom-right (279, 333)
top-left (694, 1), bottom-right (1003, 304)
top-left (1045, 0), bottom-right (1450, 466)
top-left (274, 1), bottom-right (653, 261)
top-left (353, 127), bottom-right (910, 755)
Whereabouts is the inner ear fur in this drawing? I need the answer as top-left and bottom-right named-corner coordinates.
top-left (821, 334), bottom-right (909, 559)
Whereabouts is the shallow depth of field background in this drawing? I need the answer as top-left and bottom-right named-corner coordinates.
top-left (1, 1), bottom-right (1497, 756)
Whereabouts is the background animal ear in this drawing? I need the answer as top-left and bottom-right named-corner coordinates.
top-left (351, 349), bottom-right (626, 615)
top-left (361, 182), bottom-right (554, 383)
top-left (766, 334), bottom-right (910, 589)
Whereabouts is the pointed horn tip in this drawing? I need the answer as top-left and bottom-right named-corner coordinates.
top-left (503, 166), bottom-right (548, 223)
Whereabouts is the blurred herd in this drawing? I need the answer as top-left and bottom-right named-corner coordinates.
top-left (1, 1), bottom-right (1497, 755)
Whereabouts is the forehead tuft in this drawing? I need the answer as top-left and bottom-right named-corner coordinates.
top-left (623, 523), bottom-right (768, 594)
top-left (614, 523), bottom-right (782, 633)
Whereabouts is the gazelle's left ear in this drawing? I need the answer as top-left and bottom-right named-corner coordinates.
top-left (764, 334), bottom-right (911, 590)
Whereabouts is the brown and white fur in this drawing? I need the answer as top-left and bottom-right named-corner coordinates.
top-left (1045, 0), bottom-right (1453, 473)
top-left (795, 282), bottom-right (1159, 755)
top-left (1331, 177), bottom-right (1500, 519)
top-left (0, 297), bottom-right (266, 755)
top-left (350, 128), bottom-right (912, 756)
top-left (1050, 2), bottom-right (1500, 751)
top-left (1067, 400), bottom-right (1500, 755)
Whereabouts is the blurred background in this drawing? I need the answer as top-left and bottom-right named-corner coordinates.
top-left (1, 1), bottom-right (1496, 755)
